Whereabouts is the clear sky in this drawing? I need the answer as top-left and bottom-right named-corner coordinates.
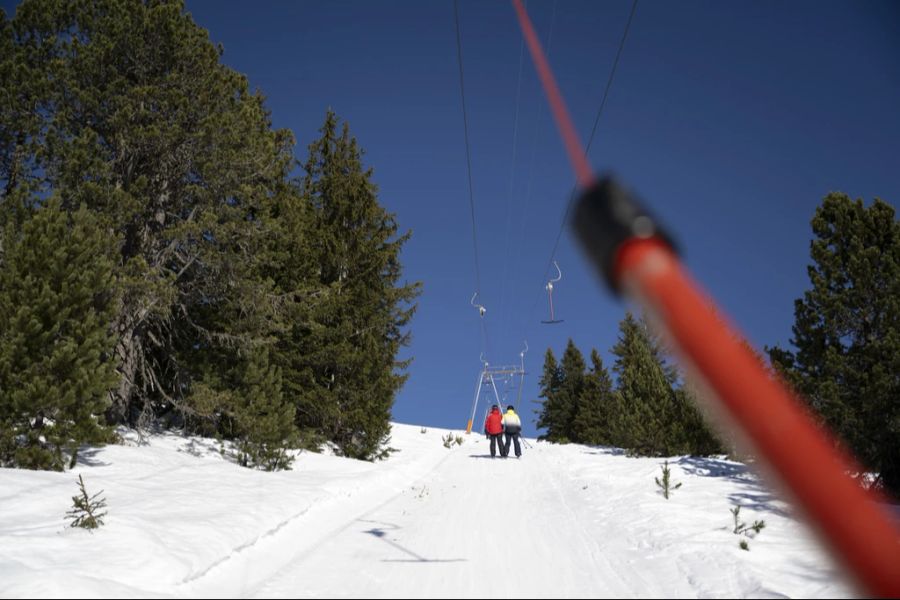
top-left (4, 0), bottom-right (898, 437)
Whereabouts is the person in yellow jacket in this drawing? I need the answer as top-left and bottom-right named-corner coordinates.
top-left (501, 405), bottom-right (523, 458)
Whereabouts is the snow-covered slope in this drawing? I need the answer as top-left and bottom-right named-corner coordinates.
top-left (0, 424), bottom-right (854, 598)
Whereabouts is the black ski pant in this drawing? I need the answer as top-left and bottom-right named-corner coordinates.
top-left (504, 432), bottom-right (521, 457)
top-left (489, 433), bottom-right (505, 457)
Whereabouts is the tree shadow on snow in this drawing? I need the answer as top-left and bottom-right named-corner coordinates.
top-left (676, 456), bottom-right (791, 518)
top-left (580, 446), bottom-right (627, 457)
top-left (675, 456), bottom-right (751, 481)
top-left (177, 437), bottom-right (224, 459)
top-left (726, 490), bottom-right (791, 519)
top-left (359, 520), bottom-right (467, 563)
top-left (74, 446), bottom-right (111, 467)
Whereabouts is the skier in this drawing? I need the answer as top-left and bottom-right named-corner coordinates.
top-left (484, 405), bottom-right (505, 458)
top-left (502, 405), bottom-right (522, 458)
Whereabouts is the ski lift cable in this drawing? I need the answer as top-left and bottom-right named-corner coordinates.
top-left (511, 0), bottom-right (900, 594)
top-left (545, 0), bottom-right (638, 251)
top-left (454, 0), bottom-right (483, 299)
top-left (480, 317), bottom-right (493, 360)
top-left (496, 28), bottom-right (527, 348)
top-left (525, 0), bottom-right (639, 326)
top-left (509, 0), bottom-right (559, 339)
top-left (456, 1), bottom-right (496, 362)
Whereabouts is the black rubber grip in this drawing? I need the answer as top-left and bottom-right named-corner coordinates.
top-left (571, 176), bottom-right (677, 294)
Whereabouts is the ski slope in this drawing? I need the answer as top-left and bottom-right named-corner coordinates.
top-left (0, 424), bottom-right (855, 598)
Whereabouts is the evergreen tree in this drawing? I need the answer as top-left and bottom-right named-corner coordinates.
top-left (177, 345), bottom-right (297, 471)
top-left (536, 340), bottom-right (589, 443)
top-left (290, 111), bottom-right (420, 460)
top-left (0, 2), bottom-right (422, 464)
top-left (0, 8), bottom-right (42, 225)
top-left (66, 474), bottom-right (108, 530)
top-left (571, 349), bottom-right (616, 445)
top-left (655, 460), bottom-right (682, 499)
top-left (535, 348), bottom-right (564, 441)
top-left (545, 340), bottom-right (587, 442)
top-left (768, 193), bottom-right (900, 496)
top-left (233, 348), bottom-right (297, 471)
top-left (673, 386), bottom-right (724, 456)
top-left (264, 183), bottom-right (322, 449)
top-left (0, 199), bottom-right (117, 470)
top-left (1, 0), bottom-right (295, 427)
top-left (610, 313), bottom-right (680, 456)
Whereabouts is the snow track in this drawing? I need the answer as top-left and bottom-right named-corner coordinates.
top-left (0, 424), bottom-right (855, 598)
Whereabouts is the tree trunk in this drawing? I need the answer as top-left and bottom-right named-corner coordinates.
top-left (107, 321), bottom-right (141, 425)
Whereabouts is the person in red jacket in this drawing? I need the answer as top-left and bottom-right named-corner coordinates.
top-left (483, 404), bottom-right (506, 458)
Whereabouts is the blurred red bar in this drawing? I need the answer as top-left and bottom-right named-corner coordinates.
top-left (512, 0), bottom-right (900, 595)
top-left (615, 237), bottom-right (900, 597)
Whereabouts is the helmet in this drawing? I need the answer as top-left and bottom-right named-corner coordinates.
top-left (507, 405), bottom-right (515, 411)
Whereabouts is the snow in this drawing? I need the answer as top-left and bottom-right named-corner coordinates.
top-left (0, 424), bottom-right (856, 598)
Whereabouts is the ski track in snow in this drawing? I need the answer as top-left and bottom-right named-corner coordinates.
top-left (181, 450), bottom-right (458, 597)
top-left (0, 424), bottom-right (857, 598)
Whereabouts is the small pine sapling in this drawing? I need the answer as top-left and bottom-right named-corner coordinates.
top-left (731, 505), bottom-right (766, 550)
top-left (731, 505), bottom-right (766, 536)
top-left (739, 539), bottom-right (749, 551)
top-left (420, 427), bottom-right (427, 434)
top-left (442, 433), bottom-right (454, 449)
top-left (455, 435), bottom-right (464, 446)
top-left (731, 505), bottom-right (743, 534)
top-left (66, 475), bottom-right (107, 530)
top-left (655, 460), bottom-right (682, 499)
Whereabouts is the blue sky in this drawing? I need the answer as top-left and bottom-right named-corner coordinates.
top-left (5, 0), bottom-right (898, 437)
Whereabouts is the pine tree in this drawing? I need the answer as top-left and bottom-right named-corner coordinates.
top-left (536, 340), bottom-right (593, 443)
top-left (233, 348), bottom-right (297, 471)
top-left (0, 199), bottom-right (117, 470)
top-left (66, 474), bottom-right (108, 530)
top-left (610, 313), bottom-right (680, 456)
top-left (571, 349), bottom-right (615, 445)
top-left (264, 183), bottom-right (327, 451)
top-left (673, 386), bottom-right (724, 456)
top-left (535, 348), bottom-right (564, 441)
top-left (289, 111), bottom-right (420, 460)
top-left (2, 0), bottom-right (296, 427)
top-left (556, 340), bottom-right (588, 443)
top-left (768, 193), bottom-right (900, 496)
top-left (0, 8), bottom-right (42, 220)
top-left (655, 460), bottom-right (682, 499)
top-left (2, 2), bottom-right (425, 460)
